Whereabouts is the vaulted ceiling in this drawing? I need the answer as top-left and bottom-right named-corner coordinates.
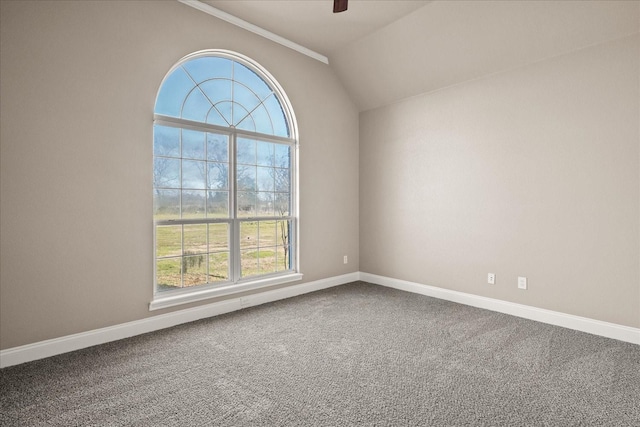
top-left (204, 0), bottom-right (430, 56)
top-left (197, 1), bottom-right (638, 112)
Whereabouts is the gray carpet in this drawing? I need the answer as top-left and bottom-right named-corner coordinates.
top-left (1, 281), bottom-right (639, 426)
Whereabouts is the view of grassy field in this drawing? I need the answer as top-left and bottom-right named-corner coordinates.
top-left (155, 220), bottom-right (291, 291)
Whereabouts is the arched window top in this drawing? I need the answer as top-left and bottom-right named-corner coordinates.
top-left (151, 50), bottom-right (300, 309)
top-left (155, 50), bottom-right (294, 138)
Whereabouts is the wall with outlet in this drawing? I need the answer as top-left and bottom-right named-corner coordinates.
top-left (360, 34), bottom-right (639, 328)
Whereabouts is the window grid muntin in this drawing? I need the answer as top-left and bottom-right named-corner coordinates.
top-left (230, 131), bottom-right (296, 283)
top-left (175, 62), bottom-right (283, 137)
top-left (154, 51), bottom-right (298, 295)
top-left (238, 219), bottom-right (292, 279)
top-left (154, 121), bottom-right (296, 293)
top-left (156, 50), bottom-right (293, 138)
top-left (177, 74), bottom-right (278, 132)
top-left (153, 124), bottom-right (231, 221)
top-left (154, 115), bottom-right (294, 145)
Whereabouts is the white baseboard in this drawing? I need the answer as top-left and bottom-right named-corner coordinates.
top-left (2, 271), bottom-right (637, 368)
top-left (361, 272), bottom-right (640, 345)
top-left (0, 272), bottom-right (359, 368)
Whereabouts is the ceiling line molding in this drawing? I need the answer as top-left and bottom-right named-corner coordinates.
top-left (177, 0), bottom-right (330, 64)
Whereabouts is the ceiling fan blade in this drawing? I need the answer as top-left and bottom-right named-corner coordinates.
top-left (333, 0), bottom-right (348, 13)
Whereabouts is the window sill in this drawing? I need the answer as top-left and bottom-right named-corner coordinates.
top-left (149, 273), bottom-right (304, 311)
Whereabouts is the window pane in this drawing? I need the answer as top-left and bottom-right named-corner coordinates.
top-left (209, 252), bottom-right (229, 282)
top-left (181, 190), bottom-right (206, 218)
top-left (207, 162), bottom-right (228, 190)
top-left (207, 191), bottom-right (229, 218)
top-left (206, 108), bottom-right (228, 127)
top-left (207, 133), bottom-right (228, 163)
top-left (208, 223), bottom-right (229, 251)
top-left (274, 168), bottom-right (290, 192)
top-left (182, 57), bottom-right (232, 83)
top-left (234, 62), bottom-right (272, 100)
top-left (182, 89), bottom-right (211, 123)
top-left (259, 220), bottom-right (277, 247)
top-left (233, 82), bottom-right (261, 121)
top-left (232, 102), bottom-right (252, 129)
top-left (154, 189), bottom-right (180, 220)
top-left (240, 221), bottom-right (258, 248)
top-left (157, 258), bottom-right (182, 291)
top-left (237, 192), bottom-right (256, 217)
top-left (154, 157), bottom-right (180, 189)
top-left (156, 225), bottom-right (182, 258)
top-left (256, 167), bottom-right (274, 192)
top-left (276, 220), bottom-right (290, 248)
top-left (200, 79), bottom-right (232, 104)
top-left (274, 144), bottom-right (290, 168)
top-left (275, 220), bottom-right (292, 272)
top-left (237, 165), bottom-right (256, 191)
top-left (240, 249), bottom-right (259, 278)
top-left (154, 125), bottom-right (180, 157)
top-left (239, 220), bottom-right (283, 278)
top-left (182, 160), bottom-right (206, 190)
top-left (274, 192), bottom-right (290, 216)
top-left (276, 245), bottom-right (292, 272)
top-left (258, 250), bottom-right (277, 275)
top-left (237, 138), bottom-right (256, 165)
top-left (184, 224), bottom-right (207, 254)
top-left (256, 141), bottom-right (274, 167)
top-left (182, 254), bottom-right (207, 287)
top-left (251, 104), bottom-right (274, 136)
top-left (264, 94), bottom-right (289, 137)
top-left (235, 113), bottom-right (257, 133)
top-left (257, 192), bottom-right (274, 216)
top-left (155, 68), bottom-right (195, 118)
top-left (182, 129), bottom-right (205, 160)
top-left (216, 101), bottom-right (233, 126)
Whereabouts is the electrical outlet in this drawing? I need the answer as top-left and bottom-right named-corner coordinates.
top-left (343, 255), bottom-right (348, 264)
top-left (518, 276), bottom-right (527, 290)
top-left (488, 273), bottom-right (495, 285)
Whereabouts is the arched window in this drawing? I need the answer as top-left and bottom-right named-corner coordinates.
top-left (151, 50), bottom-right (300, 309)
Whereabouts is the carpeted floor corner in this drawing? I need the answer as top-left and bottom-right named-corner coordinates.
top-left (1, 281), bottom-right (639, 426)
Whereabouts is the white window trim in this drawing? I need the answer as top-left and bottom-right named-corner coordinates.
top-left (149, 272), bottom-right (303, 311)
top-left (150, 50), bottom-right (300, 311)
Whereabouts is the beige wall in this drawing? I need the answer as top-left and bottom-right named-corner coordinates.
top-left (360, 35), bottom-right (640, 328)
top-left (0, 0), bottom-right (359, 349)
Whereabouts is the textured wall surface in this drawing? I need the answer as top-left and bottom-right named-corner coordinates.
top-left (360, 35), bottom-right (640, 328)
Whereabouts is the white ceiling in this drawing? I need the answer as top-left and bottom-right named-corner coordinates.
top-left (198, 1), bottom-right (638, 112)
top-left (203, 0), bottom-right (430, 56)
